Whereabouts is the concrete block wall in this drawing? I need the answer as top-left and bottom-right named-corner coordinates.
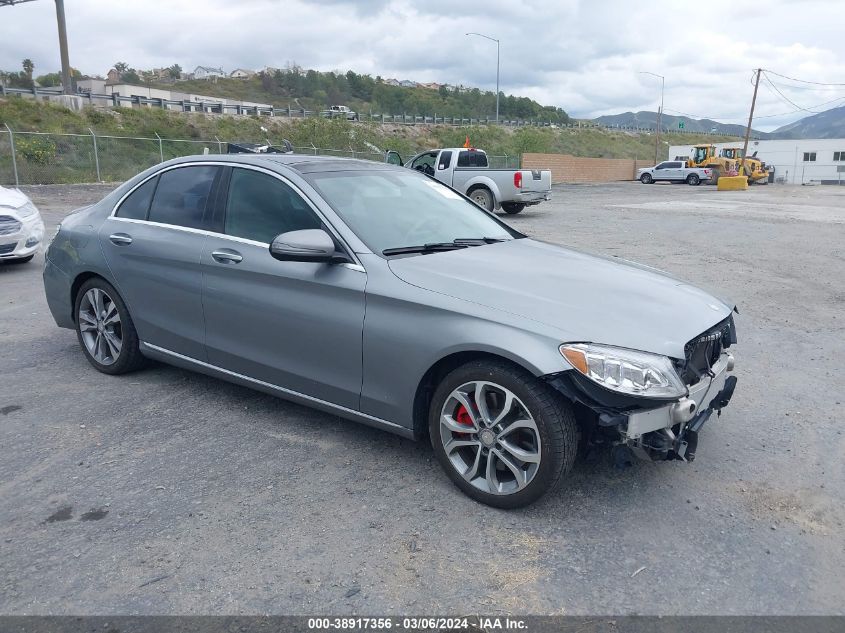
top-left (522, 153), bottom-right (652, 184)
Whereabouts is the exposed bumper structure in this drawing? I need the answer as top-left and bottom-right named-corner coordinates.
top-left (624, 352), bottom-right (737, 461)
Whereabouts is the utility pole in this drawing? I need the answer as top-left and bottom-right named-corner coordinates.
top-left (55, 0), bottom-right (72, 94)
top-left (639, 71), bottom-right (664, 164)
top-left (740, 68), bottom-right (762, 177)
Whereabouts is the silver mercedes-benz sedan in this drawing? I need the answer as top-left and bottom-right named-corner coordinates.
top-left (43, 154), bottom-right (738, 508)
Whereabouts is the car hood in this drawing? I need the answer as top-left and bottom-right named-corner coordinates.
top-left (387, 238), bottom-right (734, 359)
top-left (0, 185), bottom-right (31, 213)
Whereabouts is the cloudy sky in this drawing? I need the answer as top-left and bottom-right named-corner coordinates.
top-left (1, 0), bottom-right (844, 131)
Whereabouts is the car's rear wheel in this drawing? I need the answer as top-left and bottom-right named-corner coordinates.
top-left (469, 187), bottom-right (495, 212)
top-left (640, 173), bottom-right (653, 184)
top-left (429, 360), bottom-right (577, 508)
top-left (502, 202), bottom-right (526, 215)
top-left (686, 173), bottom-right (700, 185)
top-left (74, 278), bottom-right (145, 375)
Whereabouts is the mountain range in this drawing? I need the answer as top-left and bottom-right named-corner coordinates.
top-left (591, 105), bottom-right (845, 139)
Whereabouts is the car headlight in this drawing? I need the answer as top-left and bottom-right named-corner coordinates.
top-left (559, 343), bottom-right (686, 399)
top-left (17, 201), bottom-right (39, 219)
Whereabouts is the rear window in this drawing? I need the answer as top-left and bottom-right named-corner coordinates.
top-left (437, 151), bottom-right (452, 170)
top-left (148, 166), bottom-right (217, 230)
top-left (457, 151), bottom-right (488, 168)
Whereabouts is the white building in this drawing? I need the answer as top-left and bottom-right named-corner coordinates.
top-left (668, 138), bottom-right (845, 185)
top-left (74, 80), bottom-right (271, 113)
top-left (193, 65), bottom-right (224, 80)
top-left (229, 68), bottom-right (255, 79)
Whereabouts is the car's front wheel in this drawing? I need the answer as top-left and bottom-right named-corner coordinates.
top-left (74, 278), bottom-right (146, 375)
top-left (640, 173), bottom-right (653, 184)
top-left (429, 360), bottom-right (578, 508)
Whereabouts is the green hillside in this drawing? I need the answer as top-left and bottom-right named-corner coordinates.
top-left (0, 97), bottom-right (740, 183)
top-left (155, 69), bottom-right (569, 124)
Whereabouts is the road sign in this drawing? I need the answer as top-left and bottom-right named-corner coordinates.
top-left (678, 121), bottom-right (685, 129)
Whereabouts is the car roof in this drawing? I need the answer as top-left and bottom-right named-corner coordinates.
top-left (163, 153), bottom-right (398, 175)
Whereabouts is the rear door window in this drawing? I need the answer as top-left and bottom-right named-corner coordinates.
top-left (116, 176), bottom-right (158, 220)
top-left (148, 166), bottom-right (218, 230)
top-left (437, 151), bottom-right (453, 170)
top-left (457, 151), bottom-right (488, 167)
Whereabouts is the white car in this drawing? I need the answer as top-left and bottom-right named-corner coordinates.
top-left (0, 186), bottom-right (46, 263)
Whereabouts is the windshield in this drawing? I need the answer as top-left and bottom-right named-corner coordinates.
top-left (306, 170), bottom-right (516, 254)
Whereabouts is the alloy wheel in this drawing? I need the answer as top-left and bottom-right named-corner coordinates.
top-left (78, 288), bottom-right (122, 366)
top-left (439, 381), bottom-right (541, 495)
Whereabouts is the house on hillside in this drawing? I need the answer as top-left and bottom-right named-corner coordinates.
top-left (420, 82), bottom-right (442, 90)
top-left (384, 78), bottom-right (400, 86)
top-left (230, 68), bottom-right (255, 79)
top-left (193, 66), bottom-right (224, 80)
top-left (399, 80), bottom-right (418, 88)
top-left (105, 68), bottom-right (120, 84)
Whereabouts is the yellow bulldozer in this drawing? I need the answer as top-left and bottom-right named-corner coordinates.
top-left (685, 145), bottom-right (736, 184)
top-left (719, 146), bottom-right (770, 184)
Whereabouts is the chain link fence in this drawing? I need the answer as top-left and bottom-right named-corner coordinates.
top-left (0, 128), bottom-right (519, 185)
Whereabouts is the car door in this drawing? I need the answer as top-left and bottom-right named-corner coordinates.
top-left (201, 165), bottom-right (366, 409)
top-left (434, 150), bottom-right (453, 185)
top-left (99, 164), bottom-right (221, 360)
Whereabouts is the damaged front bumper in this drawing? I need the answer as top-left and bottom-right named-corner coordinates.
top-left (623, 352), bottom-right (737, 461)
top-left (546, 351), bottom-right (737, 463)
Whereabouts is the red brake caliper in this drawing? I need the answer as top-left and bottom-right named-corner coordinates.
top-left (454, 403), bottom-right (474, 439)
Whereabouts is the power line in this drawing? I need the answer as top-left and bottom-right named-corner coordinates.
top-left (761, 72), bottom-right (845, 114)
top-left (763, 69), bottom-right (845, 87)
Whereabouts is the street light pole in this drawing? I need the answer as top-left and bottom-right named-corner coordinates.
top-left (466, 32), bottom-right (500, 123)
top-left (55, 0), bottom-right (72, 94)
top-left (639, 71), bottom-right (664, 164)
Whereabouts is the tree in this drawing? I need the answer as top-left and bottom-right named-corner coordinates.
top-left (113, 61), bottom-right (129, 75)
top-left (22, 58), bottom-right (34, 79)
top-left (168, 64), bottom-right (182, 79)
top-left (35, 72), bottom-right (62, 87)
top-left (438, 84), bottom-right (448, 99)
top-left (122, 69), bottom-right (141, 84)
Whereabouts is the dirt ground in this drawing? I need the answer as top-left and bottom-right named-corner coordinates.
top-left (1, 180), bottom-right (843, 615)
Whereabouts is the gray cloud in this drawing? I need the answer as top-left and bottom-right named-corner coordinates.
top-left (1, 0), bottom-right (843, 131)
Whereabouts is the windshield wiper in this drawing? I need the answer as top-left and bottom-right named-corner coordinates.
top-left (382, 237), bottom-right (508, 257)
top-left (382, 242), bottom-right (469, 256)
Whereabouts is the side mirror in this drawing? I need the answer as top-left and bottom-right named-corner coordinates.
top-left (269, 229), bottom-right (338, 263)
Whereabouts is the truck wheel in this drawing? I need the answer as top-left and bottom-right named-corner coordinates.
top-left (686, 173), bottom-right (700, 186)
top-left (502, 202), bottom-right (526, 215)
top-left (428, 359), bottom-right (578, 508)
top-left (469, 187), bottom-right (495, 212)
top-left (640, 173), bottom-right (653, 184)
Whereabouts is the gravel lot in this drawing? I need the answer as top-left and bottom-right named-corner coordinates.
top-left (1, 181), bottom-right (844, 615)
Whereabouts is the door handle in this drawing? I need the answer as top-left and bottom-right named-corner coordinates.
top-left (211, 249), bottom-right (243, 264)
top-left (109, 233), bottom-right (133, 245)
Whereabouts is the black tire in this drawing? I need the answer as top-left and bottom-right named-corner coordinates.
top-left (686, 173), bottom-right (700, 186)
top-left (74, 277), bottom-right (146, 375)
top-left (502, 202), bottom-right (526, 215)
top-left (428, 360), bottom-right (578, 509)
top-left (640, 173), bottom-right (653, 184)
top-left (709, 168), bottom-right (720, 184)
top-left (468, 187), bottom-right (495, 212)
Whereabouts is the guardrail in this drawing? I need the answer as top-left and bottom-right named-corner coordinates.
top-left (0, 126), bottom-right (519, 185)
top-left (0, 85), bottom-right (740, 135)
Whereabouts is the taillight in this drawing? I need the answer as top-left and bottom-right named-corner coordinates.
top-left (514, 172), bottom-right (523, 188)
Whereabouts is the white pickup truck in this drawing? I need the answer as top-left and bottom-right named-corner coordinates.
top-left (637, 161), bottom-right (713, 185)
top-left (386, 147), bottom-right (552, 214)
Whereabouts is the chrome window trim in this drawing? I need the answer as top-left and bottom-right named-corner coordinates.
top-left (108, 160), bottom-right (364, 270)
top-left (140, 341), bottom-right (407, 435)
